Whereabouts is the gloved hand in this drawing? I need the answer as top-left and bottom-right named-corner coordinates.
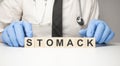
top-left (1, 21), bottom-right (33, 47)
top-left (79, 19), bottom-right (115, 44)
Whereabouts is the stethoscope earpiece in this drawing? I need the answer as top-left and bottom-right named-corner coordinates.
top-left (77, 16), bottom-right (84, 26)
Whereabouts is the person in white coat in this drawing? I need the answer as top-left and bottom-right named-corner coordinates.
top-left (0, 0), bottom-right (114, 47)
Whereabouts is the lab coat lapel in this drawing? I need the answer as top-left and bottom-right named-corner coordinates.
top-left (81, 0), bottom-right (98, 25)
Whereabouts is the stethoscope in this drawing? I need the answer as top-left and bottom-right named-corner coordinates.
top-left (77, 0), bottom-right (97, 26)
top-left (33, 0), bottom-right (85, 26)
top-left (77, 0), bottom-right (84, 26)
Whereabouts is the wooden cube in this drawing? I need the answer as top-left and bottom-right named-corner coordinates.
top-left (85, 38), bottom-right (96, 48)
top-left (34, 37), bottom-right (45, 48)
top-left (74, 38), bottom-right (86, 48)
top-left (24, 37), bottom-right (96, 48)
top-left (24, 37), bottom-right (34, 48)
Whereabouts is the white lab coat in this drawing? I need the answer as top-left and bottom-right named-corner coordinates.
top-left (0, 0), bottom-right (99, 37)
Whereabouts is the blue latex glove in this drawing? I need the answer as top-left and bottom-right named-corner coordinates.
top-left (79, 19), bottom-right (115, 44)
top-left (1, 21), bottom-right (33, 47)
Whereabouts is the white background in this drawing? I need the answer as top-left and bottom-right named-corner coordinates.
top-left (0, 43), bottom-right (120, 66)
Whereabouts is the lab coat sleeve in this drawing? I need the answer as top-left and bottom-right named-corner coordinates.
top-left (82, 0), bottom-right (99, 25)
top-left (0, 0), bottom-right (23, 32)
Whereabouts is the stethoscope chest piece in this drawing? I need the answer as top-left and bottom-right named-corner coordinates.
top-left (77, 16), bottom-right (84, 26)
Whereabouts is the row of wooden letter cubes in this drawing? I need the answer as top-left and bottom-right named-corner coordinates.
top-left (24, 37), bottom-right (96, 48)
